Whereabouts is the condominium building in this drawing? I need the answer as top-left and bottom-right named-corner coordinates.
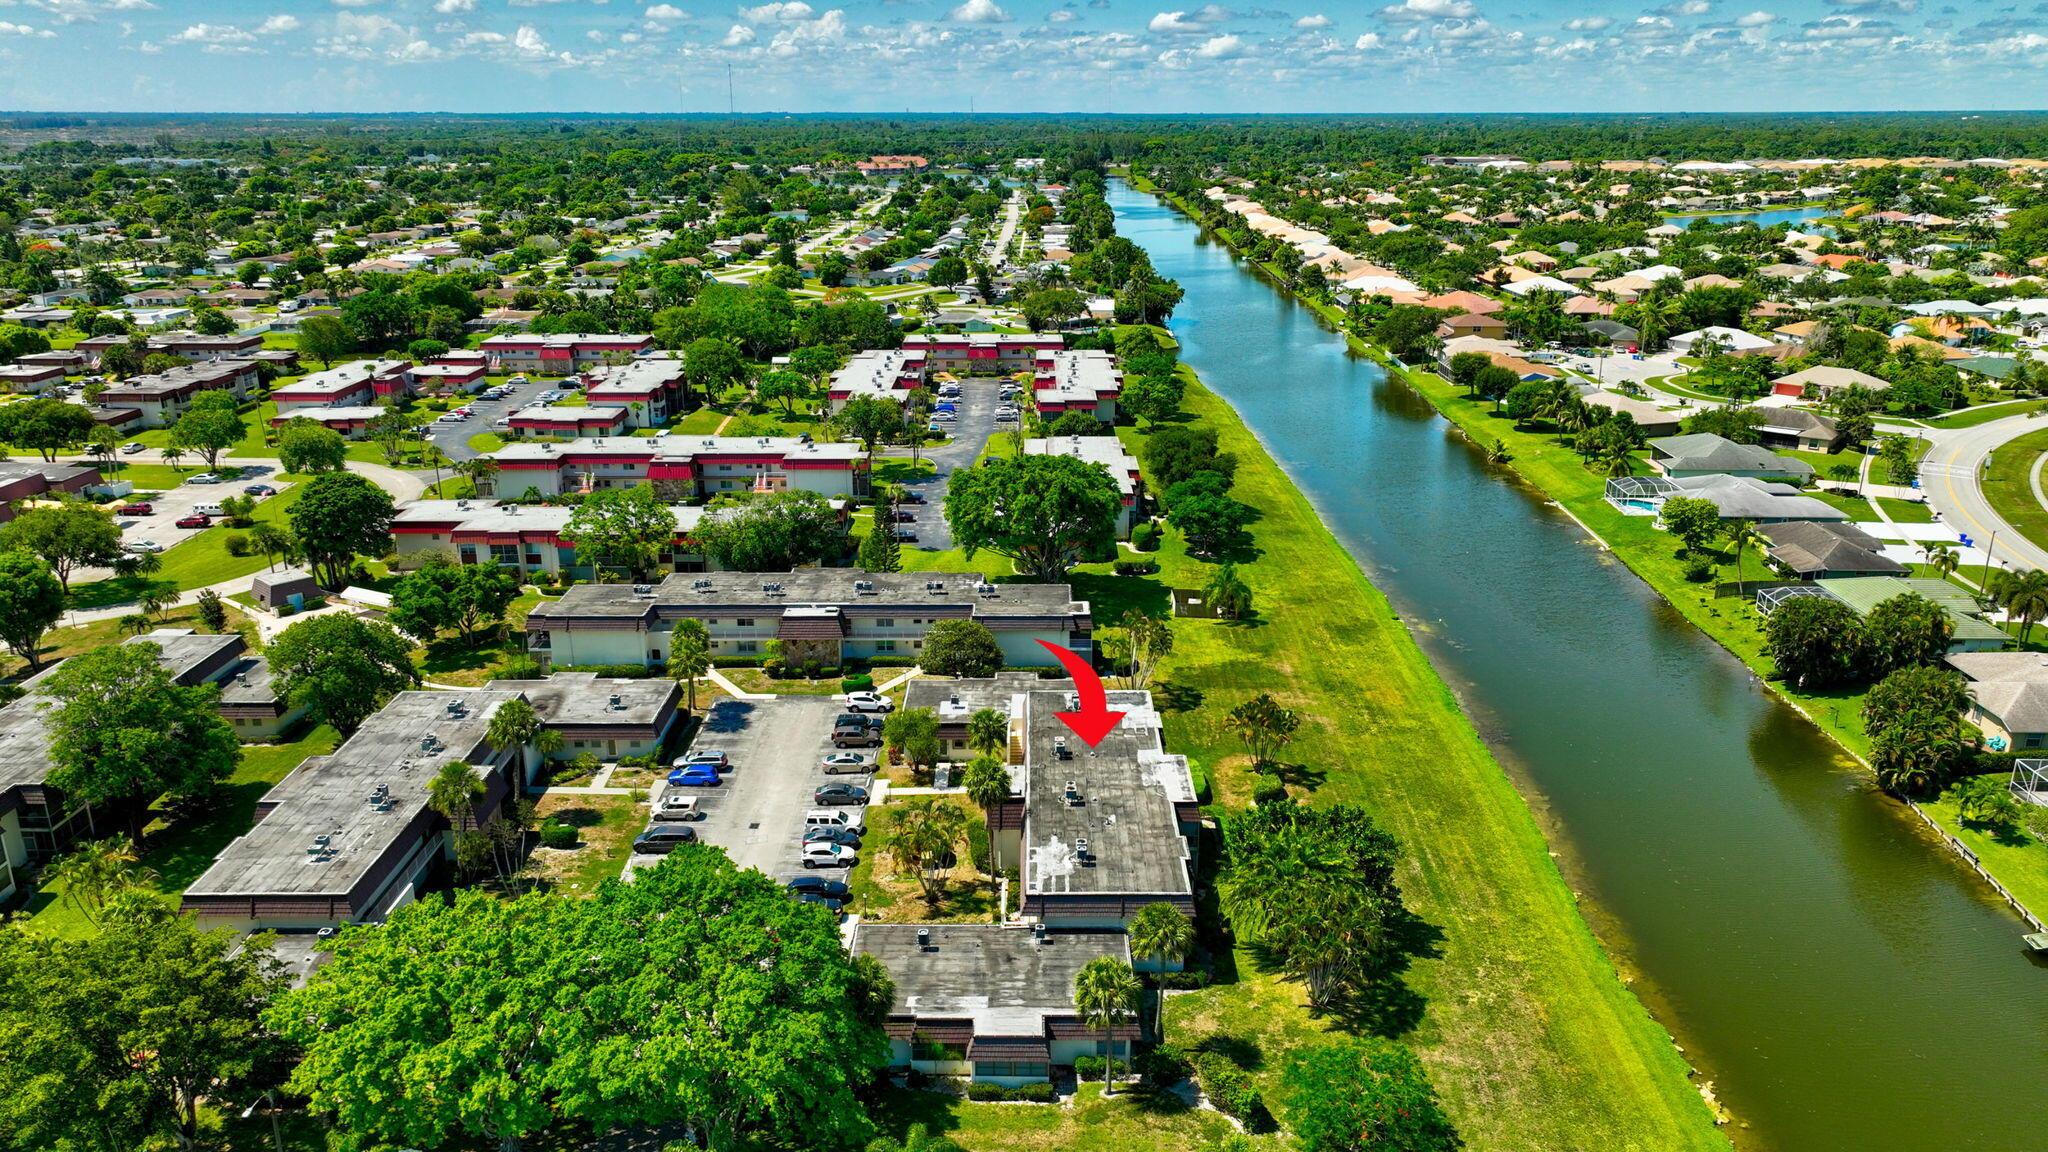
top-left (95, 360), bottom-right (261, 428)
top-left (1024, 435), bottom-right (1143, 535)
top-left (482, 435), bottom-right (869, 500)
top-left (478, 333), bottom-right (654, 374)
top-left (270, 359), bottom-right (415, 413)
top-left (902, 332), bottom-right (1063, 375)
top-left (826, 348), bottom-right (929, 413)
top-left (1031, 349), bottom-right (1120, 423)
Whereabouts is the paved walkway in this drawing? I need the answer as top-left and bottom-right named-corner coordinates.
top-left (704, 667), bottom-right (774, 700)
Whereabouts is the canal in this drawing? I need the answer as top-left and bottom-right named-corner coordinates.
top-left (1107, 180), bottom-right (2048, 1151)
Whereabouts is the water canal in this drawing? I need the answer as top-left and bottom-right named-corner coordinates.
top-left (1107, 179), bottom-right (2048, 1151)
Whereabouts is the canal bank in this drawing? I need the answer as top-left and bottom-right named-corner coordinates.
top-left (1110, 178), bottom-right (2048, 1152)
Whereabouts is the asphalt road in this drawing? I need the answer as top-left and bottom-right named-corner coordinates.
top-left (627, 696), bottom-right (874, 883)
top-left (889, 377), bottom-right (1011, 552)
top-left (1919, 413), bottom-right (2048, 573)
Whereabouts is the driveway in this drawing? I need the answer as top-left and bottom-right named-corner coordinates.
top-left (626, 696), bottom-right (873, 883)
top-left (888, 377), bottom-right (1009, 552)
top-left (104, 471), bottom-right (290, 563)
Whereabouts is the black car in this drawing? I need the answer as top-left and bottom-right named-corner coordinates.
top-left (794, 891), bottom-right (846, 913)
top-left (633, 825), bottom-right (698, 855)
top-left (786, 876), bottom-right (852, 901)
top-left (900, 490), bottom-right (927, 505)
top-left (891, 528), bottom-right (919, 542)
top-left (888, 509), bottom-right (918, 523)
top-left (813, 783), bottom-right (869, 807)
top-left (804, 825), bottom-right (864, 848)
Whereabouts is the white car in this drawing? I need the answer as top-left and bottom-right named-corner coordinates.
top-left (186, 473), bottom-right (221, 485)
top-left (120, 442), bottom-right (146, 455)
top-left (820, 752), bottom-right (869, 775)
top-left (123, 539), bottom-right (163, 554)
top-left (844, 692), bottom-right (894, 714)
top-left (801, 842), bottom-right (856, 869)
top-left (651, 793), bottom-right (704, 822)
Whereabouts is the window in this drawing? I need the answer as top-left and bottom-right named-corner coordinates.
top-left (875, 618), bottom-right (895, 628)
top-left (2027, 734), bottom-right (2043, 750)
top-left (976, 1061), bottom-right (1047, 1079)
top-left (877, 640), bottom-right (897, 653)
top-left (738, 641), bottom-right (758, 654)
top-left (735, 618), bottom-right (754, 628)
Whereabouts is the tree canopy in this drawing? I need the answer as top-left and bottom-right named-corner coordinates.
top-left (287, 471), bottom-right (395, 588)
top-left (268, 614), bottom-right (419, 734)
top-left (945, 454), bottom-right (1121, 582)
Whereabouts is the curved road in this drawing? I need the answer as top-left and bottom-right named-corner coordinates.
top-left (1918, 413), bottom-right (2048, 573)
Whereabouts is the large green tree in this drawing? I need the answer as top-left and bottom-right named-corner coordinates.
top-left (296, 314), bottom-right (353, 368)
top-left (169, 389), bottom-right (245, 471)
top-left (1763, 595), bottom-right (1865, 690)
top-left (286, 471), bottom-right (395, 588)
top-left (1282, 1037), bottom-right (1462, 1152)
top-left (945, 454), bottom-right (1121, 582)
top-left (0, 397), bottom-right (95, 461)
top-left (42, 643), bottom-right (240, 835)
top-left (562, 485), bottom-right (678, 582)
top-left (268, 614), bottom-right (419, 734)
top-left (390, 553), bottom-right (521, 646)
top-left (919, 618), bottom-right (1005, 678)
top-left (0, 910), bottom-right (289, 1152)
top-left (691, 489), bottom-right (843, 572)
top-left (0, 549), bottom-right (65, 670)
top-left (276, 416), bottom-right (349, 473)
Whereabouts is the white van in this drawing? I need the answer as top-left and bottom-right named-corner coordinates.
top-left (193, 502), bottom-right (226, 517)
top-left (803, 808), bottom-right (859, 832)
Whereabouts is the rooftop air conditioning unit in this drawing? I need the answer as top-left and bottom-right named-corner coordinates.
top-left (1032, 922), bottom-right (1048, 944)
top-left (609, 693), bottom-right (624, 710)
top-left (1075, 837), bottom-right (1092, 863)
top-left (916, 927), bottom-right (932, 951)
top-left (693, 578), bottom-right (713, 591)
top-left (445, 699), bottom-right (467, 719)
top-left (633, 584), bottom-right (653, 595)
top-left (1063, 778), bottom-right (1081, 805)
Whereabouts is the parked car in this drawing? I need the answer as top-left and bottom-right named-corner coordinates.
top-left (242, 484), bottom-right (276, 496)
top-left (900, 490), bottom-right (927, 504)
top-left (674, 750), bottom-right (730, 770)
top-left (800, 842), bottom-right (857, 869)
top-left (785, 875), bottom-right (852, 901)
top-left (633, 826), bottom-right (699, 855)
top-left (813, 782), bottom-right (869, 807)
top-left (120, 442), bottom-right (146, 455)
top-left (186, 473), bottom-right (221, 485)
top-left (793, 891), bottom-right (845, 912)
top-left (651, 793), bottom-right (705, 822)
top-left (665, 764), bottom-right (723, 788)
top-left (803, 825), bottom-right (863, 848)
top-left (175, 513), bottom-right (212, 529)
top-left (115, 502), bottom-right (153, 516)
top-left (844, 691), bottom-right (894, 713)
top-left (890, 528), bottom-right (919, 542)
top-left (123, 539), bottom-right (163, 554)
top-left (888, 510), bottom-right (917, 523)
top-left (819, 752), bottom-right (869, 774)
top-left (831, 723), bottom-right (883, 749)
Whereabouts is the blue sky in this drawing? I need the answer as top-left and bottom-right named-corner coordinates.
top-left (0, 0), bottom-right (2044, 114)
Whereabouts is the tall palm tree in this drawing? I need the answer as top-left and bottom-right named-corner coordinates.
top-left (1999, 569), bottom-right (2048, 644)
top-left (1725, 519), bottom-right (1769, 595)
top-left (1128, 901), bottom-right (1195, 972)
top-left (161, 445), bottom-right (184, 472)
top-left (959, 755), bottom-right (1012, 893)
top-left (427, 760), bottom-right (485, 831)
top-left (49, 835), bottom-right (157, 928)
top-left (669, 619), bottom-right (712, 714)
top-left (887, 797), bottom-right (968, 907)
top-left (1073, 957), bottom-right (1140, 1094)
top-left (966, 707), bottom-right (1010, 760)
top-left (1923, 543), bottom-right (1959, 581)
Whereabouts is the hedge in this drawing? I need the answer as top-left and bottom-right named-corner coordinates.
top-left (553, 663), bottom-right (658, 679)
top-left (1192, 1051), bottom-right (1264, 1124)
top-left (964, 1081), bottom-right (1058, 1102)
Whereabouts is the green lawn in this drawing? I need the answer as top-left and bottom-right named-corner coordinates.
top-left (1926, 398), bottom-right (2048, 429)
top-left (68, 485), bottom-right (308, 609)
top-left (1920, 793), bottom-right (2048, 921)
top-left (1980, 425), bottom-right (2048, 556)
top-left (1808, 488), bottom-right (1880, 521)
top-left (870, 1083), bottom-right (1267, 1151)
top-left (1877, 496), bottom-right (1936, 524)
top-left (467, 431), bottom-right (505, 454)
top-left (893, 361), bottom-right (1725, 1150)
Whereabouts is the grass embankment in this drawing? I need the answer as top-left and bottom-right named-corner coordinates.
top-left (1979, 426), bottom-right (2048, 556)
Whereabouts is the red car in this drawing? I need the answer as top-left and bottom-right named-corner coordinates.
top-left (175, 513), bottom-right (212, 529)
top-left (116, 503), bottom-right (153, 516)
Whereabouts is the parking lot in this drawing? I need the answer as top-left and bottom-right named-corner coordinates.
top-left (625, 696), bottom-right (876, 884)
top-left (427, 374), bottom-right (551, 462)
top-left (108, 468), bottom-right (288, 556)
top-left (894, 377), bottom-right (1011, 551)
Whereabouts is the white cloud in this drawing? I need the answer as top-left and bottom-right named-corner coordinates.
top-left (721, 20), bottom-right (754, 41)
top-left (257, 13), bottom-right (298, 33)
top-left (1149, 9), bottom-right (1204, 32)
top-left (171, 22), bottom-right (255, 47)
top-left (330, 0), bottom-right (381, 7)
top-left (1294, 12), bottom-right (1328, 27)
top-left (646, 2), bottom-right (687, 17)
top-left (1827, 0), bottom-right (1913, 11)
top-left (433, 0), bottom-right (475, 11)
top-left (1376, 0), bottom-right (1473, 22)
top-left (1353, 30), bottom-right (1381, 48)
top-left (1048, 5), bottom-right (1077, 20)
top-left (1656, 0), bottom-right (1712, 15)
top-left (948, 0), bottom-right (1008, 21)
top-left (0, 19), bottom-right (54, 36)
top-left (740, 1), bottom-right (811, 20)
top-left (1564, 15), bottom-right (1610, 30)
top-left (1195, 30), bottom-right (1239, 54)
top-left (1735, 9), bottom-right (1775, 25)
top-left (458, 29), bottom-right (506, 44)
top-left (513, 22), bottom-right (549, 54)
top-left (105, 0), bottom-right (154, 9)
top-left (764, 6), bottom-right (843, 53)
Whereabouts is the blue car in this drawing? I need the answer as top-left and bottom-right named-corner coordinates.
top-left (666, 764), bottom-right (722, 787)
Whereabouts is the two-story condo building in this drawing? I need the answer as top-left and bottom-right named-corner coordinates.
top-left (581, 359), bottom-right (689, 428)
top-left (482, 435), bottom-right (869, 500)
top-left (391, 498), bottom-right (715, 578)
top-left (1031, 349), bottom-right (1120, 423)
top-left (1025, 435), bottom-right (1143, 536)
top-left (0, 460), bottom-right (102, 522)
top-left (902, 332), bottom-right (1063, 375)
top-left (270, 406), bottom-right (390, 440)
top-left (827, 348), bottom-right (929, 413)
top-left (507, 404), bottom-right (631, 439)
top-left (95, 360), bottom-right (261, 428)
top-left (0, 362), bottom-right (65, 393)
top-left (524, 571), bottom-right (1093, 671)
top-left (270, 359), bottom-right (415, 414)
top-left (479, 333), bottom-right (654, 375)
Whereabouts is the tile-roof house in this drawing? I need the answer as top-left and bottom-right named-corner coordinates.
top-left (1755, 407), bottom-right (1838, 452)
top-left (1946, 653), bottom-right (2048, 751)
top-left (1760, 521), bottom-right (1906, 579)
top-left (1771, 365), bottom-right (1891, 399)
top-left (1649, 433), bottom-right (1815, 481)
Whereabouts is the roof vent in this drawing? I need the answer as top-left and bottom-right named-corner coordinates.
top-left (1033, 922), bottom-right (1048, 944)
top-left (763, 581), bottom-right (784, 595)
top-left (974, 581), bottom-right (997, 595)
top-left (1063, 778), bottom-right (1082, 805)
top-left (1075, 837), bottom-right (1092, 863)
top-left (445, 699), bottom-right (467, 719)
top-left (420, 734), bottom-right (443, 754)
top-left (1054, 735), bottom-right (1072, 761)
top-left (854, 579), bottom-right (875, 594)
top-left (633, 583), bottom-right (653, 595)
top-left (609, 692), bottom-right (624, 710)
top-left (916, 927), bottom-right (932, 951)
top-left (925, 580), bottom-right (946, 593)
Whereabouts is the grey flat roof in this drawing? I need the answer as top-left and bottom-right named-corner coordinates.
top-left (184, 689), bottom-right (521, 901)
top-left (906, 672), bottom-right (1072, 729)
top-left (1024, 436), bottom-right (1138, 496)
top-left (122, 629), bottom-right (243, 685)
top-left (0, 693), bottom-right (56, 796)
top-left (489, 673), bottom-right (678, 729)
top-left (1020, 688), bottom-right (1194, 899)
top-left (217, 656), bottom-right (286, 707)
top-left (529, 570), bottom-right (1088, 625)
top-left (854, 924), bottom-right (1127, 1034)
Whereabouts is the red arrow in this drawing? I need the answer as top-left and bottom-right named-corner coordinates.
top-left (1036, 640), bottom-right (1125, 748)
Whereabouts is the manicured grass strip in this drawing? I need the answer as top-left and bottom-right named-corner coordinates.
top-left (1920, 794), bottom-right (2048, 923)
top-left (67, 486), bottom-right (308, 609)
top-left (1980, 426), bottom-right (2048, 556)
top-left (1878, 496), bottom-right (1936, 524)
top-left (1927, 398), bottom-right (2048, 429)
top-left (872, 1083), bottom-right (1259, 1151)
top-left (1107, 372), bottom-right (1724, 1150)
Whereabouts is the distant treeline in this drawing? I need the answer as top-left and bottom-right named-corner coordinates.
top-left (11, 112), bottom-right (2048, 167)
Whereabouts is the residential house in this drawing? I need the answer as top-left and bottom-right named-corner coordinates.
top-left (1668, 326), bottom-right (1775, 356)
top-left (827, 348), bottom-right (929, 413)
top-left (1756, 408), bottom-right (1839, 452)
top-left (0, 362), bottom-right (65, 393)
top-left (390, 498), bottom-right (716, 578)
top-left (1945, 653), bottom-right (2048, 751)
top-left (1816, 576), bottom-right (2007, 653)
top-left (1649, 433), bottom-right (1816, 482)
top-left (581, 359), bottom-right (691, 428)
top-left (1771, 365), bottom-right (1890, 399)
top-left (506, 404), bottom-right (632, 439)
top-left (1760, 521), bottom-right (1907, 579)
top-left (271, 360), bottom-right (414, 414)
top-left (0, 460), bottom-right (102, 522)
top-left (903, 333), bottom-right (1063, 375)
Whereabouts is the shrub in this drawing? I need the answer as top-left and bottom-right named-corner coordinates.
top-left (1251, 773), bottom-right (1287, 806)
top-left (1130, 522), bottom-right (1160, 552)
top-left (712, 655), bottom-right (766, 668)
top-left (554, 663), bottom-right (653, 678)
top-left (1137, 1044), bottom-right (1194, 1086)
top-left (222, 532), bottom-right (250, 557)
top-left (499, 654), bottom-right (544, 679)
top-left (538, 821), bottom-right (577, 849)
top-left (1011, 1082), bottom-right (1057, 1103)
top-left (1073, 1055), bottom-right (1107, 1081)
top-left (1192, 1051), bottom-right (1264, 1124)
top-left (964, 1082), bottom-right (1008, 1101)
top-left (1114, 559), bottom-right (1160, 576)
top-left (868, 655), bottom-right (918, 668)
top-left (1680, 554), bottom-right (1715, 582)
top-left (1154, 970), bottom-right (1210, 990)
top-left (840, 673), bottom-right (875, 693)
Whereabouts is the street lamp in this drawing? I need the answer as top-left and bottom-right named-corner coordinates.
top-left (241, 1091), bottom-right (284, 1152)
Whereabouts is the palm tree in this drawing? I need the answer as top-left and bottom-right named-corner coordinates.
top-left (1724, 519), bottom-right (1769, 595)
top-left (48, 835), bottom-right (157, 928)
top-left (427, 760), bottom-right (485, 831)
top-left (249, 523), bottom-right (291, 571)
top-left (966, 707), bottom-right (1010, 759)
top-left (1203, 562), bottom-right (1253, 622)
top-left (1073, 956), bottom-right (1140, 1095)
top-left (959, 755), bottom-right (1012, 895)
top-left (669, 619), bottom-right (712, 713)
top-left (1999, 569), bottom-right (2048, 644)
top-left (457, 456), bottom-right (500, 499)
top-left (139, 586), bottom-right (177, 620)
top-left (1923, 543), bottom-right (1959, 581)
top-left (1602, 442), bottom-right (1635, 478)
top-left (1128, 901), bottom-right (1195, 973)
top-left (486, 697), bottom-right (544, 779)
top-left (161, 445), bottom-right (184, 472)
top-left (887, 797), bottom-right (968, 907)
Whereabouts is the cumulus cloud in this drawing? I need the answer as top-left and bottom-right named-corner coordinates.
top-left (1353, 29), bottom-right (1381, 47)
top-left (1148, 9), bottom-right (1202, 31)
top-left (721, 20), bottom-right (754, 41)
top-left (740, 1), bottom-right (812, 20)
top-left (257, 13), bottom-right (298, 33)
top-left (1735, 9), bottom-right (1776, 25)
top-left (646, 3), bottom-right (687, 18)
top-left (1376, 0), bottom-right (1474, 22)
top-left (948, 0), bottom-right (1009, 21)
top-left (1048, 5), bottom-right (1078, 20)
top-left (1564, 15), bottom-right (1610, 29)
top-left (513, 22), bottom-right (549, 53)
top-left (1827, 0), bottom-right (1914, 10)
top-left (1195, 30), bottom-right (1240, 53)
top-left (1655, 0), bottom-right (1712, 15)
top-left (0, 19), bottom-right (55, 36)
top-left (433, 0), bottom-right (475, 11)
top-left (1802, 12), bottom-right (1893, 37)
top-left (1294, 11), bottom-right (1329, 27)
